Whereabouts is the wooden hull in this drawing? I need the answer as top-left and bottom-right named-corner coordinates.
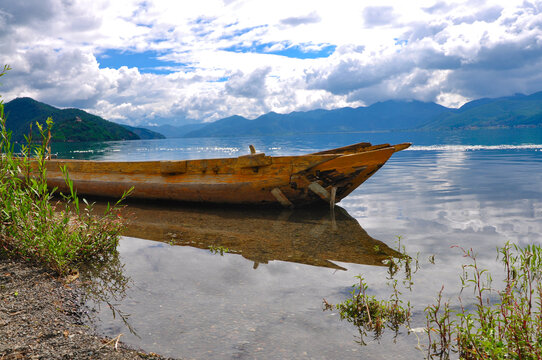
top-left (45, 141), bottom-right (410, 206)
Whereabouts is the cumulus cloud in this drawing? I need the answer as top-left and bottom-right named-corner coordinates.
top-left (467, 38), bottom-right (542, 71)
top-left (452, 6), bottom-right (503, 24)
top-left (225, 67), bottom-right (271, 99)
top-left (306, 56), bottom-right (411, 95)
top-left (0, 0), bottom-right (541, 125)
top-left (0, 0), bottom-right (56, 27)
top-left (305, 45), bottom-right (462, 96)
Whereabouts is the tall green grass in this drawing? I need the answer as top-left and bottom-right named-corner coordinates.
top-left (0, 65), bottom-right (131, 276)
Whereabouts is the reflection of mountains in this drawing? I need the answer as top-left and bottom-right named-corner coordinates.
top-left (119, 203), bottom-right (400, 270)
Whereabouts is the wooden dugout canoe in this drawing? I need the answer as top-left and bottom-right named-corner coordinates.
top-left (45, 141), bottom-right (411, 207)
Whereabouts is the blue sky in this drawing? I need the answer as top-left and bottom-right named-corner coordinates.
top-left (96, 50), bottom-right (184, 75)
top-left (96, 44), bottom-right (336, 75)
top-left (1, 0), bottom-right (541, 126)
top-left (221, 43), bottom-right (337, 60)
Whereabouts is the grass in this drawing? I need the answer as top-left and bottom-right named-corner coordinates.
top-left (0, 65), bottom-right (131, 276)
top-left (326, 235), bottom-right (542, 359)
top-left (426, 243), bottom-right (542, 359)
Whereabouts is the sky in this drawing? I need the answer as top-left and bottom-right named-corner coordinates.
top-left (0, 0), bottom-right (541, 126)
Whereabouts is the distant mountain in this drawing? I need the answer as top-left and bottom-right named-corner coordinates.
top-left (144, 123), bottom-right (206, 138)
top-left (181, 92), bottom-right (542, 138)
top-left (184, 101), bottom-right (449, 138)
top-left (7, 91), bottom-right (542, 142)
top-left (121, 124), bottom-right (165, 139)
top-left (3, 97), bottom-right (160, 142)
top-left (421, 91), bottom-right (542, 130)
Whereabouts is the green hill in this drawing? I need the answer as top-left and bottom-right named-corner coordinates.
top-left (421, 92), bottom-right (542, 130)
top-left (3, 97), bottom-right (161, 142)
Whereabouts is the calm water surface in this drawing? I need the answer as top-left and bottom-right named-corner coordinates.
top-left (72, 129), bottom-right (542, 359)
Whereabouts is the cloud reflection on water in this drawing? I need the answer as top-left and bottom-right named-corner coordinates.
top-left (82, 144), bottom-right (542, 359)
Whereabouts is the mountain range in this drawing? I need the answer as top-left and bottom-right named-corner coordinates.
top-left (177, 101), bottom-right (447, 138)
top-left (4, 91), bottom-right (542, 142)
top-left (170, 91), bottom-right (542, 138)
top-left (3, 97), bottom-right (164, 142)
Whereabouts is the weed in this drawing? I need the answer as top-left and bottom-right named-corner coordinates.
top-left (425, 243), bottom-right (542, 359)
top-left (327, 233), bottom-right (542, 358)
top-left (324, 236), bottom-right (416, 345)
top-left (332, 275), bottom-right (412, 345)
top-left (0, 65), bottom-right (132, 276)
top-left (208, 245), bottom-right (230, 256)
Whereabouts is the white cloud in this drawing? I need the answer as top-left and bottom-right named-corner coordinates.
top-left (279, 12), bottom-right (321, 27)
top-left (225, 67), bottom-right (271, 99)
top-left (0, 0), bottom-right (541, 125)
top-left (362, 6), bottom-right (397, 27)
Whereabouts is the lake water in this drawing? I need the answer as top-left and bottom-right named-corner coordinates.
top-left (67, 129), bottom-right (542, 359)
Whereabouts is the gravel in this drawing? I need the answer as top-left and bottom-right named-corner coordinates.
top-left (0, 256), bottom-right (175, 360)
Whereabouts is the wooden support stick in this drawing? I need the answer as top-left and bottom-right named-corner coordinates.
top-left (308, 182), bottom-right (330, 201)
top-left (330, 186), bottom-right (337, 209)
top-left (271, 188), bottom-right (293, 208)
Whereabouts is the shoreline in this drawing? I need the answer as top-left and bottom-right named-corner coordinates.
top-left (0, 257), bottom-right (175, 360)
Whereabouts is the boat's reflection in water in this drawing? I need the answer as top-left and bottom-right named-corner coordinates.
top-left (82, 201), bottom-right (406, 358)
top-left (113, 201), bottom-right (400, 270)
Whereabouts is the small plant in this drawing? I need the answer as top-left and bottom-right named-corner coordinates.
top-left (383, 236), bottom-right (420, 291)
top-left (208, 245), bottom-right (230, 256)
top-left (425, 243), bottom-right (542, 359)
top-left (324, 237), bottom-right (417, 345)
top-left (0, 65), bottom-right (132, 276)
top-left (425, 286), bottom-right (454, 358)
top-left (328, 275), bottom-right (412, 345)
